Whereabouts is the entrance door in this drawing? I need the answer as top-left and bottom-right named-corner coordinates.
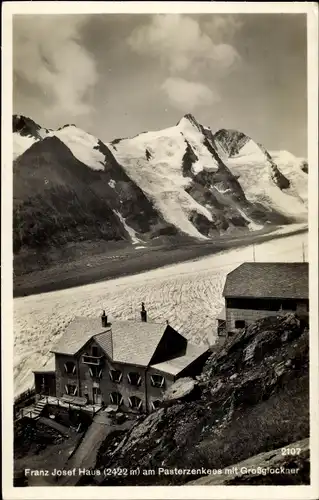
top-left (92, 387), bottom-right (102, 405)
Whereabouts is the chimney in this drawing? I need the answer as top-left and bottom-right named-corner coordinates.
top-left (141, 302), bottom-right (147, 322)
top-left (101, 310), bottom-right (108, 328)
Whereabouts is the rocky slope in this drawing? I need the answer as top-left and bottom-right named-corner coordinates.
top-left (90, 313), bottom-right (309, 486)
top-left (13, 114), bottom-right (308, 271)
top-left (215, 129), bottom-right (308, 220)
top-left (13, 127), bottom-right (176, 272)
top-left (189, 438), bottom-right (309, 485)
top-left (13, 115), bottom-right (51, 160)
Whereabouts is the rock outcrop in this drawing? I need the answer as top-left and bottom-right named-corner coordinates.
top-left (13, 131), bottom-right (175, 273)
top-left (92, 313), bottom-right (309, 486)
top-left (163, 377), bottom-right (198, 403)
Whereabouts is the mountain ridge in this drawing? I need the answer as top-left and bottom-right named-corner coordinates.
top-left (13, 113), bottom-right (308, 271)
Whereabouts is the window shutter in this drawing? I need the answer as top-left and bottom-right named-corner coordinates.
top-left (119, 372), bottom-right (123, 382)
top-left (119, 395), bottom-right (123, 405)
top-left (127, 373), bottom-right (131, 384)
top-left (98, 369), bottom-right (102, 379)
top-left (72, 364), bottom-right (76, 374)
top-left (137, 375), bottom-right (141, 386)
top-left (89, 367), bottom-right (93, 377)
top-left (109, 370), bottom-right (113, 381)
top-left (128, 397), bottom-right (132, 408)
top-left (138, 399), bottom-right (142, 410)
top-left (110, 393), bottom-right (114, 403)
top-left (64, 364), bottom-right (67, 373)
top-left (65, 385), bottom-right (68, 394)
top-left (150, 376), bottom-right (154, 386)
top-left (73, 386), bottom-right (78, 396)
top-left (160, 377), bottom-right (165, 388)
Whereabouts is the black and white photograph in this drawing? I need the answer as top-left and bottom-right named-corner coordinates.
top-left (2, 2), bottom-right (318, 499)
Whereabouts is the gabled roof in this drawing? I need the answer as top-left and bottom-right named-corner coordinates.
top-left (51, 317), bottom-right (169, 366)
top-left (51, 317), bottom-right (111, 356)
top-left (95, 321), bottom-right (168, 366)
top-left (150, 343), bottom-right (209, 376)
top-left (223, 262), bottom-right (308, 299)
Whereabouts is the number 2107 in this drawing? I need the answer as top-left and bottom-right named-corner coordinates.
top-left (281, 448), bottom-right (301, 456)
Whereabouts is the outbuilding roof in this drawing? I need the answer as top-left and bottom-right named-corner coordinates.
top-left (223, 262), bottom-right (308, 299)
top-left (150, 343), bottom-right (208, 376)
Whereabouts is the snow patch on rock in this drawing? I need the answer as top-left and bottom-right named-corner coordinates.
top-left (224, 139), bottom-right (307, 219)
top-left (49, 126), bottom-right (105, 171)
top-left (113, 210), bottom-right (141, 244)
top-left (13, 133), bottom-right (38, 160)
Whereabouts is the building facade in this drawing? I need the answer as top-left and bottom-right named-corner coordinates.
top-left (36, 306), bottom-right (209, 413)
top-left (219, 262), bottom-right (309, 336)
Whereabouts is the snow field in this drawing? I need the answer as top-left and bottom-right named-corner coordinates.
top-left (109, 119), bottom-right (222, 240)
top-left (270, 150), bottom-right (308, 205)
top-left (49, 126), bottom-right (105, 171)
top-left (226, 140), bottom-right (307, 218)
top-left (13, 133), bottom-right (38, 160)
top-left (113, 210), bottom-right (141, 245)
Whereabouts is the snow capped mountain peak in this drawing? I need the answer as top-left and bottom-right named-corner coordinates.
top-left (13, 113), bottom-right (308, 245)
top-left (177, 113), bottom-right (202, 132)
top-left (13, 114), bottom-right (52, 139)
top-left (13, 114), bottom-right (51, 160)
top-left (48, 125), bottom-right (106, 171)
top-left (108, 117), bottom-right (307, 239)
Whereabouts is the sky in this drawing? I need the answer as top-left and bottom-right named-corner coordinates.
top-left (13, 13), bottom-right (307, 156)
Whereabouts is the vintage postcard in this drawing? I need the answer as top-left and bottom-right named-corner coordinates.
top-left (1, 1), bottom-right (318, 499)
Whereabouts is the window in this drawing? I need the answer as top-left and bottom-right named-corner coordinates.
top-left (150, 374), bottom-right (165, 388)
top-left (93, 387), bottom-right (102, 404)
top-left (128, 396), bottom-right (143, 410)
top-left (109, 369), bottom-right (122, 383)
top-left (235, 320), bottom-right (246, 329)
top-left (151, 400), bottom-right (161, 410)
top-left (127, 372), bottom-right (142, 386)
top-left (91, 346), bottom-right (99, 357)
top-left (65, 384), bottom-right (77, 396)
top-left (110, 392), bottom-right (123, 405)
top-left (217, 320), bottom-right (226, 337)
top-left (89, 365), bottom-right (103, 378)
top-left (64, 361), bottom-right (76, 375)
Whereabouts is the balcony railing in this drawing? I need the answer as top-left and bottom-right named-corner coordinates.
top-left (82, 355), bottom-right (104, 366)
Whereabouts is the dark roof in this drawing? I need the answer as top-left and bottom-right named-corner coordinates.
top-left (51, 317), bottom-right (169, 366)
top-left (223, 262), bottom-right (308, 299)
top-left (150, 343), bottom-right (209, 376)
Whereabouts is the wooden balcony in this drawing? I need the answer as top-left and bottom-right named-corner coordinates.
top-left (82, 355), bottom-right (104, 366)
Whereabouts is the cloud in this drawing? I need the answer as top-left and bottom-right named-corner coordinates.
top-left (128, 14), bottom-right (242, 111)
top-left (162, 77), bottom-right (219, 111)
top-left (203, 15), bottom-right (243, 43)
top-left (128, 14), bottom-right (240, 73)
top-left (13, 15), bottom-right (97, 119)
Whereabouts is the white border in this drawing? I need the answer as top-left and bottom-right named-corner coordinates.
top-left (2, 2), bottom-right (318, 500)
